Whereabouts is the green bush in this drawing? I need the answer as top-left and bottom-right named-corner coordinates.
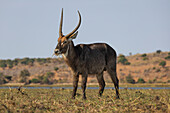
top-left (6, 60), bottom-right (13, 68)
top-left (143, 57), bottom-right (148, 61)
top-left (30, 78), bottom-right (40, 83)
top-left (148, 80), bottom-right (153, 83)
top-left (159, 61), bottom-right (166, 68)
top-left (141, 53), bottom-right (147, 57)
top-left (54, 67), bottom-right (59, 71)
top-left (19, 69), bottom-right (30, 83)
top-left (118, 54), bottom-right (130, 65)
top-left (126, 74), bottom-right (135, 84)
top-left (42, 76), bottom-right (50, 84)
top-left (13, 59), bottom-right (19, 66)
top-left (37, 58), bottom-right (47, 64)
top-left (46, 72), bottom-right (54, 78)
top-left (165, 56), bottom-right (170, 60)
top-left (20, 69), bottom-right (30, 77)
top-left (137, 78), bottom-right (145, 83)
top-left (167, 80), bottom-right (170, 83)
top-left (0, 60), bottom-right (7, 68)
top-left (156, 68), bottom-right (161, 72)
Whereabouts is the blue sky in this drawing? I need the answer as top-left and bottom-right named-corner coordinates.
top-left (0, 0), bottom-right (170, 59)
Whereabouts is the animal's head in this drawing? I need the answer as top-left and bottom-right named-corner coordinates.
top-left (54, 8), bottom-right (81, 55)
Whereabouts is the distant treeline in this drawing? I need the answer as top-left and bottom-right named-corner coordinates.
top-left (0, 58), bottom-right (59, 69)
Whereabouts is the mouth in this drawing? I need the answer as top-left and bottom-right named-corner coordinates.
top-left (54, 50), bottom-right (62, 56)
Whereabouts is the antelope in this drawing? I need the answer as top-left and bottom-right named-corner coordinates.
top-left (54, 9), bottom-right (119, 99)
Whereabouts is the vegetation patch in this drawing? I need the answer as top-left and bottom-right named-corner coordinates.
top-left (0, 88), bottom-right (169, 112)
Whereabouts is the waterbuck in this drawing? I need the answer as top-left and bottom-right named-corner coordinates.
top-left (54, 9), bottom-right (119, 99)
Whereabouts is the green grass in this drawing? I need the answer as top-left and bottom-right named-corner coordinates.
top-left (0, 88), bottom-right (170, 112)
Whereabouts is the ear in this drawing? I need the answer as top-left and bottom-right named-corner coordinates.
top-left (70, 31), bottom-right (78, 40)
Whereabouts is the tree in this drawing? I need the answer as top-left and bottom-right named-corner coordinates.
top-left (156, 50), bottom-right (161, 54)
top-left (137, 78), bottom-right (145, 83)
top-left (126, 74), bottom-right (135, 84)
top-left (19, 69), bottom-right (30, 83)
top-left (159, 61), bottom-right (166, 68)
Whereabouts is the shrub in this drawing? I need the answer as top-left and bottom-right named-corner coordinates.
top-left (137, 78), bottom-right (145, 83)
top-left (0, 60), bottom-right (7, 68)
top-left (20, 69), bottom-right (30, 77)
top-left (156, 68), bottom-right (161, 72)
top-left (165, 56), bottom-right (170, 60)
top-left (126, 74), bottom-right (135, 84)
top-left (42, 76), bottom-right (50, 84)
top-left (143, 57), bottom-right (148, 61)
top-left (167, 80), bottom-right (170, 83)
top-left (21, 58), bottom-right (29, 65)
top-left (46, 72), bottom-right (54, 78)
top-left (156, 50), bottom-right (161, 54)
top-left (0, 73), bottom-right (7, 84)
top-left (4, 75), bottom-right (12, 81)
top-left (6, 60), bottom-right (13, 68)
top-left (168, 52), bottom-right (170, 55)
top-left (153, 78), bottom-right (157, 83)
top-left (13, 59), bottom-right (19, 66)
top-left (54, 67), bottom-right (59, 71)
top-left (118, 54), bottom-right (130, 65)
top-left (37, 58), bottom-right (47, 64)
top-left (0, 79), bottom-right (7, 84)
top-left (141, 53), bottom-right (147, 57)
top-left (159, 61), bottom-right (166, 68)
top-left (30, 78), bottom-right (40, 83)
top-left (148, 80), bottom-right (153, 83)
top-left (19, 69), bottom-right (30, 83)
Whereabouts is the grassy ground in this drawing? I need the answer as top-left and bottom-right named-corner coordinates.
top-left (0, 87), bottom-right (170, 112)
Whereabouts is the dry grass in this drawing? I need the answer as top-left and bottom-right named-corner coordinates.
top-left (0, 87), bottom-right (170, 112)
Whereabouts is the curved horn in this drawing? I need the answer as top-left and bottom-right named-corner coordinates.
top-left (59, 8), bottom-right (63, 37)
top-left (65, 11), bottom-right (81, 38)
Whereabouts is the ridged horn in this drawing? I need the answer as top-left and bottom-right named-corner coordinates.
top-left (65, 10), bottom-right (81, 38)
top-left (59, 8), bottom-right (63, 37)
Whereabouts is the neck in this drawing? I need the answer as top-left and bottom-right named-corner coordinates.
top-left (62, 41), bottom-right (77, 70)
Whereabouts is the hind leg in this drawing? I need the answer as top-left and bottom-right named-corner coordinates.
top-left (96, 72), bottom-right (105, 96)
top-left (81, 73), bottom-right (88, 99)
top-left (107, 69), bottom-right (119, 99)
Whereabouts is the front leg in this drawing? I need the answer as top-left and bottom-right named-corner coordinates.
top-left (72, 72), bottom-right (79, 99)
top-left (81, 73), bottom-right (88, 99)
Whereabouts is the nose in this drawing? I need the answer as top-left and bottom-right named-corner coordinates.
top-left (55, 49), bottom-right (59, 54)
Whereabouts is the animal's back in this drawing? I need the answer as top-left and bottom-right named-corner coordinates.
top-left (75, 43), bottom-right (116, 74)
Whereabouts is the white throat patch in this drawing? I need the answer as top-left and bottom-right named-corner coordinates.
top-left (62, 43), bottom-right (70, 59)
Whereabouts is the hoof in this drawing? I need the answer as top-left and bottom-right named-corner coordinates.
top-left (116, 95), bottom-right (120, 99)
top-left (82, 96), bottom-right (86, 100)
top-left (71, 96), bottom-right (75, 99)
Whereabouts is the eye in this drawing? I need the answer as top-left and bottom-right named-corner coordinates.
top-left (62, 41), bottom-right (67, 45)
